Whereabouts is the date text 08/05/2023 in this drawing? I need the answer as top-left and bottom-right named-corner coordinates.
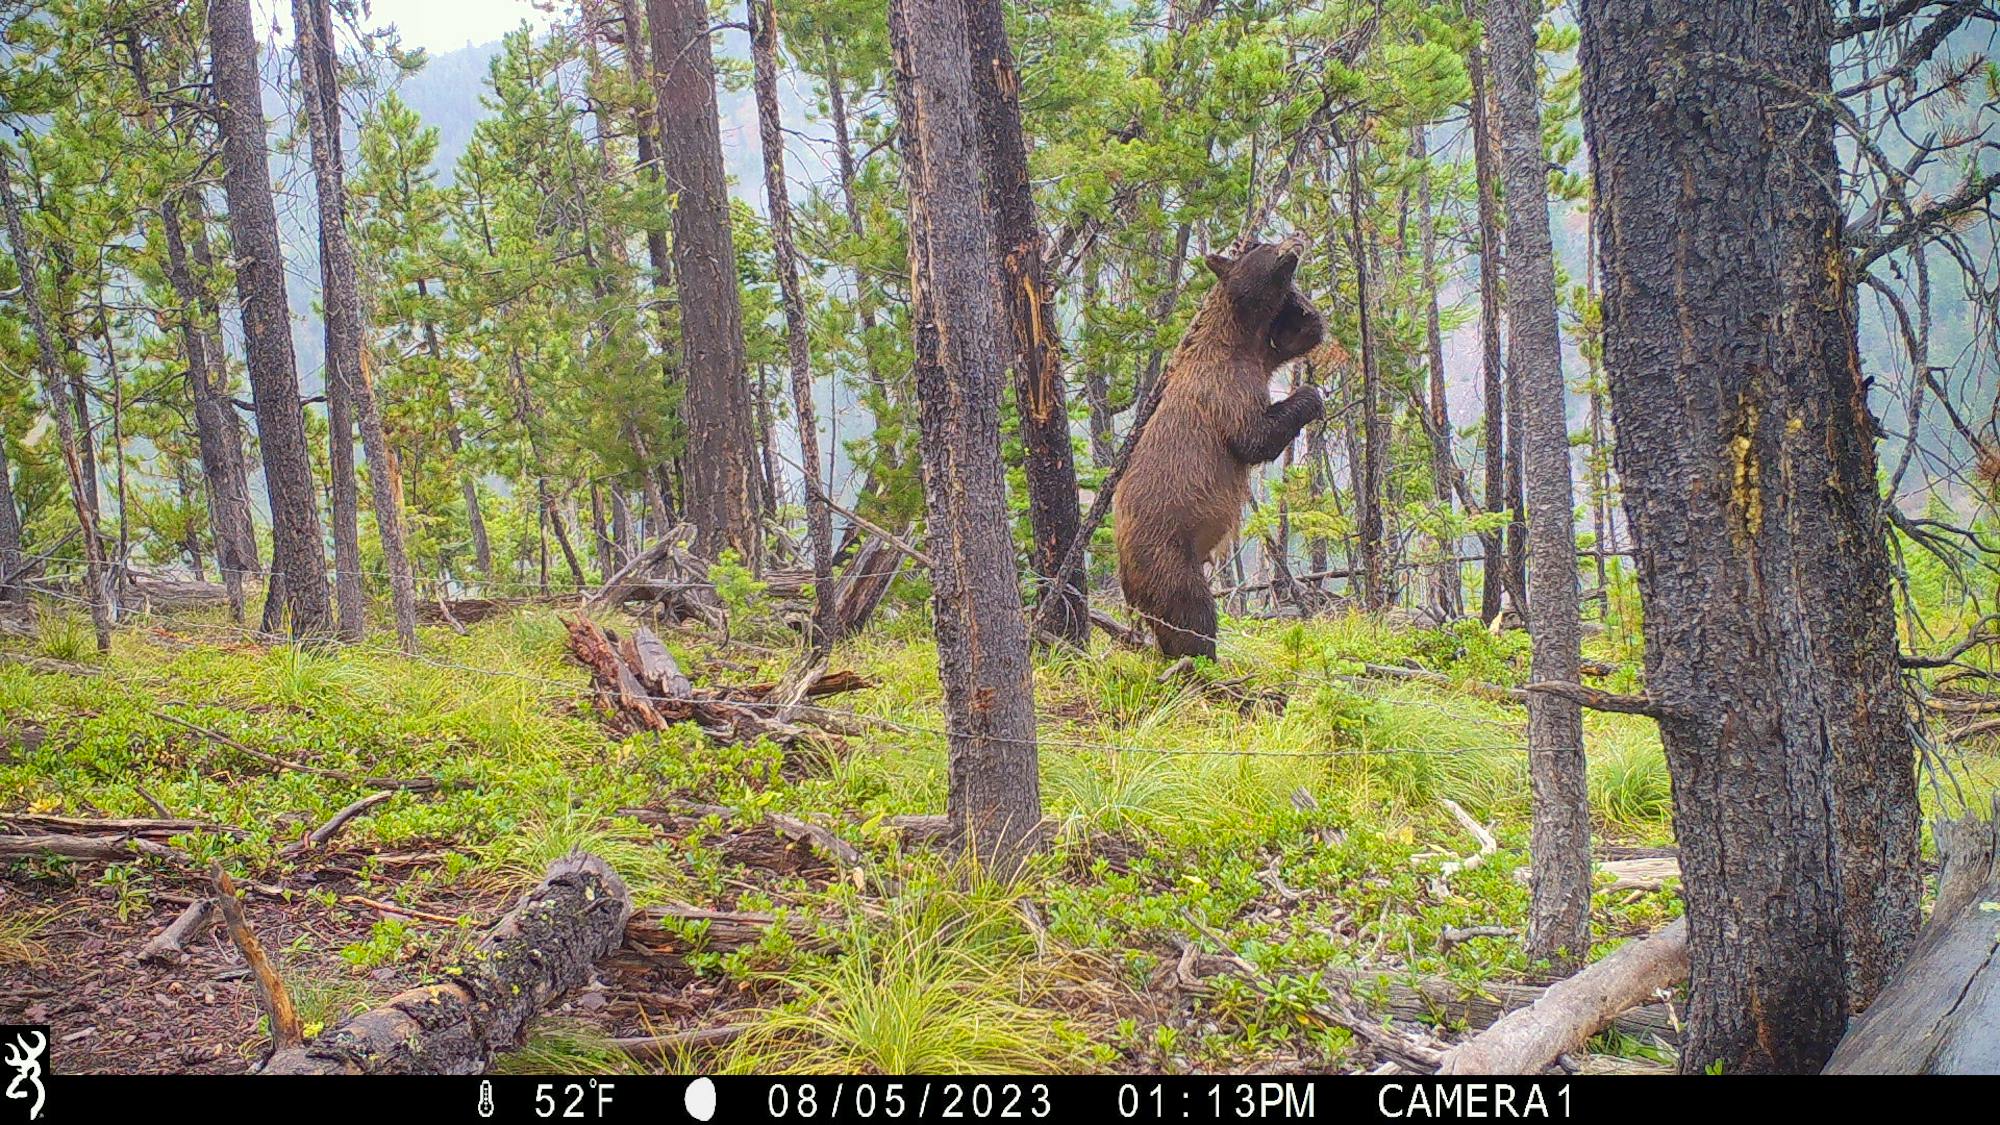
top-left (747, 1080), bottom-right (1571, 1120)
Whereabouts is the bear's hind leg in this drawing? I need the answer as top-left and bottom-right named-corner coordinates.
top-left (1145, 563), bottom-right (1218, 661)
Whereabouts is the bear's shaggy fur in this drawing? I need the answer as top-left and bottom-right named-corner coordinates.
top-left (1113, 235), bottom-right (1326, 659)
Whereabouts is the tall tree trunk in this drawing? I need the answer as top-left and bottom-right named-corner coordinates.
top-left (1490, 0), bottom-right (1589, 973)
top-left (890, 0), bottom-right (1042, 876)
top-left (1344, 140), bottom-right (1386, 613)
top-left (1414, 123), bottom-right (1460, 622)
top-left (295, 0), bottom-right (419, 652)
top-left (210, 0), bottom-right (329, 638)
top-left (184, 193), bottom-right (261, 584)
top-left (616, 0), bottom-right (673, 293)
top-left (1, 151), bottom-right (111, 649)
top-left (1578, 0), bottom-right (1920, 1072)
top-left (590, 484), bottom-right (614, 581)
top-left (320, 254), bottom-right (366, 638)
top-left (648, 0), bottom-right (759, 565)
top-left (966, 0), bottom-right (1087, 647)
top-left (1467, 31), bottom-right (1510, 625)
top-left (1081, 258), bottom-right (1118, 470)
top-left (749, 0), bottom-right (837, 653)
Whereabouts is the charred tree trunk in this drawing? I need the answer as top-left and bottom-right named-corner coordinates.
top-left (891, 0), bottom-right (1043, 876)
top-left (295, 0), bottom-right (419, 652)
top-left (1578, 0), bottom-right (1921, 1071)
top-left (748, 0), bottom-right (837, 653)
top-left (1, 150), bottom-right (112, 649)
top-left (320, 248), bottom-right (365, 640)
top-left (210, 0), bottom-right (329, 638)
top-left (1466, 32), bottom-right (1509, 625)
top-left (967, 0), bottom-right (1087, 647)
top-left (1490, 0), bottom-right (1589, 973)
top-left (648, 0), bottom-right (759, 565)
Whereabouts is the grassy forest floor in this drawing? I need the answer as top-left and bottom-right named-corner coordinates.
top-left (3, 589), bottom-right (1994, 1075)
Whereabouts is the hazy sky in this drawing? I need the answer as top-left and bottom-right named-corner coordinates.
top-left (257, 0), bottom-right (553, 54)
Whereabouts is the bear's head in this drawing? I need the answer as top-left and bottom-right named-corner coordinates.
top-left (1204, 233), bottom-right (1326, 367)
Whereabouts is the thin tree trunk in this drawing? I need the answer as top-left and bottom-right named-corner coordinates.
top-left (321, 256), bottom-right (365, 639)
top-left (590, 484), bottom-right (614, 581)
top-left (0, 418), bottom-right (20, 603)
top-left (1578, 0), bottom-right (1920, 1071)
top-left (210, 0), bottom-right (328, 639)
top-left (1414, 123), bottom-right (1460, 622)
top-left (1, 150), bottom-right (112, 649)
top-left (1344, 139), bottom-right (1386, 613)
top-left (1490, 0), bottom-right (1589, 973)
top-left (295, 0), bottom-right (418, 652)
top-left (648, 0), bottom-right (759, 565)
top-left (967, 0), bottom-right (1087, 647)
top-left (617, 0), bottom-right (673, 293)
top-left (749, 0), bottom-right (837, 653)
top-left (184, 194), bottom-right (261, 584)
top-left (1081, 258), bottom-right (1117, 469)
top-left (1467, 29), bottom-right (1509, 625)
top-left (890, 0), bottom-right (1042, 876)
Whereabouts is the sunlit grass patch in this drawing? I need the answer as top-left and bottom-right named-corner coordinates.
top-left (720, 873), bottom-right (1085, 1075)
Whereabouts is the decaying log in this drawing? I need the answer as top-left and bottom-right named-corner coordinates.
top-left (563, 614), bottom-right (868, 745)
top-left (261, 853), bottom-right (632, 1074)
top-left (607, 1024), bottom-right (748, 1057)
top-left (1433, 917), bottom-right (1688, 1074)
top-left (1, 812), bottom-right (247, 839)
top-left (621, 903), bottom-right (823, 959)
top-left (1823, 798), bottom-right (2000, 1074)
top-left (0, 833), bottom-right (186, 862)
top-left (1512, 856), bottom-right (1681, 894)
top-left (138, 897), bottom-right (217, 965)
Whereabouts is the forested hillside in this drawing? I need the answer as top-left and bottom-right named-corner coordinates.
top-left (2, 0), bottom-right (1998, 1083)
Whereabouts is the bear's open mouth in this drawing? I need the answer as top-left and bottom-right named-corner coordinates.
top-left (1267, 299), bottom-right (1320, 353)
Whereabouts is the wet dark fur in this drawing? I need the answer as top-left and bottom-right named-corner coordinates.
top-left (1113, 237), bottom-right (1326, 659)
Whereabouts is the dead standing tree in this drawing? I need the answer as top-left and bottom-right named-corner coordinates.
top-left (890, 0), bottom-right (1044, 877)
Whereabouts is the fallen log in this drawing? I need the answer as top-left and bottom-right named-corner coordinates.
top-left (1823, 798), bottom-right (2000, 1074)
top-left (1433, 917), bottom-right (1689, 1074)
top-left (1, 812), bottom-right (247, 839)
top-left (0, 833), bottom-right (186, 862)
top-left (587, 526), bottom-right (725, 628)
top-left (832, 532), bottom-right (908, 641)
top-left (137, 897), bottom-right (217, 966)
top-left (261, 853), bottom-right (632, 1075)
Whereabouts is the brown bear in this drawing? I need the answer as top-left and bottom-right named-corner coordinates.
top-left (1113, 234), bottom-right (1326, 660)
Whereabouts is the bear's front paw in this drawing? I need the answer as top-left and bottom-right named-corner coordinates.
top-left (1292, 384), bottom-right (1325, 421)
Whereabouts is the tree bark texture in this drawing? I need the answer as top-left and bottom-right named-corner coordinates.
top-left (966, 0), bottom-right (1087, 647)
top-left (295, 0), bottom-right (419, 652)
top-left (1466, 33), bottom-right (1509, 625)
top-left (1489, 0), bottom-right (1589, 973)
top-left (890, 0), bottom-right (1043, 877)
top-left (648, 0), bottom-right (760, 565)
top-left (1578, 0), bottom-right (1921, 1072)
top-left (210, 0), bottom-right (330, 638)
top-left (1344, 141), bottom-right (1386, 612)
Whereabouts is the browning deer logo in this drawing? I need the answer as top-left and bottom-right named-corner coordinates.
top-left (2, 1028), bottom-right (45, 1122)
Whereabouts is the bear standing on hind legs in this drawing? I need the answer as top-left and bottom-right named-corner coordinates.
top-left (1113, 234), bottom-right (1326, 660)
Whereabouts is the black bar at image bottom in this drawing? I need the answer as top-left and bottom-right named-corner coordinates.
top-left (20, 1072), bottom-right (1970, 1123)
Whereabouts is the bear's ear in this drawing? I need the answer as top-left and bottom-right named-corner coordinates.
top-left (1203, 252), bottom-right (1235, 281)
